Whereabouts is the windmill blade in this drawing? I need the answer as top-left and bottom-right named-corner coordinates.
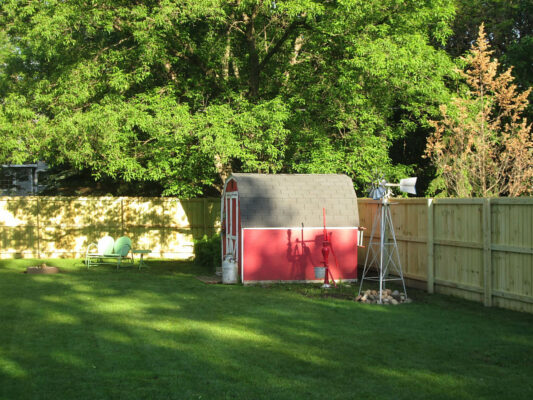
top-left (369, 186), bottom-right (386, 200)
top-left (399, 177), bottom-right (417, 195)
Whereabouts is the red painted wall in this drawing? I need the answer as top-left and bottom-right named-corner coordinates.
top-left (242, 228), bottom-right (358, 282)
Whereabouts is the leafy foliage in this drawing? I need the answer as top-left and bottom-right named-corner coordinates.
top-left (193, 233), bottom-right (221, 273)
top-left (0, 1), bottom-right (455, 196)
top-left (446, 0), bottom-right (533, 109)
top-left (426, 25), bottom-right (533, 197)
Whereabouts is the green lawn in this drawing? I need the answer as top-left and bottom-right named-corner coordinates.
top-left (1, 259), bottom-right (532, 400)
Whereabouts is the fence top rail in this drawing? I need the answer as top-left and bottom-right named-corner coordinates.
top-left (0, 196), bottom-right (221, 202)
top-left (359, 197), bottom-right (533, 205)
top-left (358, 198), bottom-right (428, 204)
top-left (432, 198), bottom-right (485, 204)
top-left (1, 195), bottom-right (530, 205)
top-left (432, 198), bottom-right (533, 205)
top-left (490, 198), bottom-right (533, 205)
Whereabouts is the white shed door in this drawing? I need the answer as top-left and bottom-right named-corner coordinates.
top-left (225, 192), bottom-right (239, 259)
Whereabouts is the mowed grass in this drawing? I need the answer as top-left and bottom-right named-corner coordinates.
top-left (0, 259), bottom-right (532, 400)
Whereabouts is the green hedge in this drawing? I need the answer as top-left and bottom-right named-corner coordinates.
top-left (193, 233), bottom-right (221, 272)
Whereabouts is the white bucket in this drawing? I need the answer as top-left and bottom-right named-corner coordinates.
top-left (222, 256), bottom-right (238, 284)
top-left (314, 266), bottom-right (325, 279)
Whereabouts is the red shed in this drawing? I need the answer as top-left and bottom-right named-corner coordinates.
top-left (221, 173), bottom-right (360, 284)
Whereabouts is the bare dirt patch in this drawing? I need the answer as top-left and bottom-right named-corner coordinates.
top-left (24, 263), bottom-right (60, 274)
top-left (195, 275), bottom-right (222, 284)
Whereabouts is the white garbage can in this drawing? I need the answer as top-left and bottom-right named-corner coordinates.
top-left (222, 256), bottom-right (238, 284)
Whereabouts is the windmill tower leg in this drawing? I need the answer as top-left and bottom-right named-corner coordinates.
top-left (384, 203), bottom-right (408, 297)
top-left (358, 203), bottom-right (381, 295)
top-left (379, 202), bottom-right (386, 303)
top-left (358, 200), bottom-right (408, 304)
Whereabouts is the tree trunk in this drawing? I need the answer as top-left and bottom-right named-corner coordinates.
top-left (222, 13), bottom-right (235, 81)
top-left (244, 9), bottom-right (259, 97)
top-left (214, 154), bottom-right (233, 193)
top-left (284, 34), bottom-right (304, 81)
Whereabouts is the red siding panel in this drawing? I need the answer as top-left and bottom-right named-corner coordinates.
top-left (226, 180), bottom-right (237, 192)
top-left (242, 228), bottom-right (358, 282)
top-left (231, 198), bottom-right (237, 236)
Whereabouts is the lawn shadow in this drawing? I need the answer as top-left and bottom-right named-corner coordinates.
top-left (0, 259), bottom-right (532, 400)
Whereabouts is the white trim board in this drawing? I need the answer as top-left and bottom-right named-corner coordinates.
top-left (243, 279), bottom-right (358, 285)
top-left (242, 227), bottom-right (359, 230)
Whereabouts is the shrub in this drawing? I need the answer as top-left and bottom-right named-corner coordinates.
top-left (193, 233), bottom-right (221, 272)
top-left (426, 24), bottom-right (532, 197)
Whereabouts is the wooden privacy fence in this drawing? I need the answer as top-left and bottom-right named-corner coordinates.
top-left (358, 198), bottom-right (533, 313)
top-left (0, 196), bottom-right (219, 260)
top-left (1, 195), bottom-right (531, 313)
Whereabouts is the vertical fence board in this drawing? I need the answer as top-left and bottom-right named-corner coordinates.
top-left (427, 199), bottom-right (434, 293)
top-left (483, 199), bottom-right (492, 306)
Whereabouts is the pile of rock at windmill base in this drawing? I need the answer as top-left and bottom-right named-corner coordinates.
top-left (355, 289), bottom-right (412, 305)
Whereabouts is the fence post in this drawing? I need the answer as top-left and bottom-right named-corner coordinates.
top-left (203, 198), bottom-right (208, 237)
top-left (427, 198), bottom-right (434, 294)
top-left (36, 197), bottom-right (41, 260)
top-left (483, 198), bottom-right (492, 307)
top-left (120, 197), bottom-right (125, 235)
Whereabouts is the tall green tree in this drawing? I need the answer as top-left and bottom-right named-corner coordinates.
top-left (0, 0), bottom-right (455, 196)
top-left (447, 0), bottom-right (533, 91)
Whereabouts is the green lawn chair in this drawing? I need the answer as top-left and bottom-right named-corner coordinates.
top-left (107, 236), bottom-right (133, 270)
top-left (85, 236), bottom-right (115, 269)
top-left (85, 236), bottom-right (133, 270)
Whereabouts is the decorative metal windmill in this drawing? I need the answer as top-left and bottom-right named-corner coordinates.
top-left (358, 176), bottom-right (417, 303)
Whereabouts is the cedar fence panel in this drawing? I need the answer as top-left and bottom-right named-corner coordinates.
top-left (0, 196), bottom-right (220, 260)
top-left (358, 198), bottom-right (533, 313)
top-left (358, 199), bottom-right (429, 285)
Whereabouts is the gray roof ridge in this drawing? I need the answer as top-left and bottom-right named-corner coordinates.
top-left (230, 172), bottom-right (346, 175)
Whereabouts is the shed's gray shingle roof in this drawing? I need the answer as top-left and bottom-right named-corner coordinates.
top-left (229, 174), bottom-right (359, 228)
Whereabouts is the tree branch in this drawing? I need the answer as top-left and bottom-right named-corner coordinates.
top-left (258, 20), bottom-right (301, 71)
